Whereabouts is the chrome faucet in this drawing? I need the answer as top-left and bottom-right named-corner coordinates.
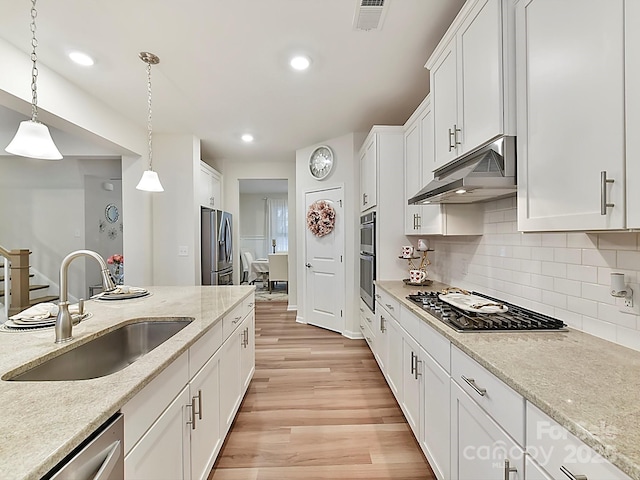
top-left (55, 249), bottom-right (117, 344)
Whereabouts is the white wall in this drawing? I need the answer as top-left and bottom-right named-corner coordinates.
top-left (221, 159), bottom-right (297, 308)
top-left (417, 195), bottom-right (640, 352)
top-left (295, 132), bottom-right (366, 337)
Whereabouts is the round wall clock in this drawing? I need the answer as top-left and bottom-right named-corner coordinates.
top-left (309, 145), bottom-right (334, 180)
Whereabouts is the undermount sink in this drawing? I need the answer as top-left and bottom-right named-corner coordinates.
top-left (6, 319), bottom-right (193, 382)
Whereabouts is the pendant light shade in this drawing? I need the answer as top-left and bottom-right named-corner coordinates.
top-left (136, 52), bottom-right (164, 193)
top-left (4, 0), bottom-right (63, 160)
top-left (136, 169), bottom-right (164, 192)
top-left (5, 120), bottom-right (63, 160)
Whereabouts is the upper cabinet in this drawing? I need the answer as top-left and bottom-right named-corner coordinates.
top-left (359, 136), bottom-right (378, 212)
top-left (404, 95), bottom-right (484, 236)
top-left (199, 161), bottom-right (222, 210)
top-left (426, 0), bottom-right (516, 172)
top-left (516, 0), bottom-right (631, 231)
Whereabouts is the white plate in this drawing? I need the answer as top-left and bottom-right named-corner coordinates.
top-left (438, 293), bottom-right (508, 314)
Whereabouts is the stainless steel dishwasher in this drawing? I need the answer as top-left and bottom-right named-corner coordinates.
top-left (43, 413), bottom-right (124, 480)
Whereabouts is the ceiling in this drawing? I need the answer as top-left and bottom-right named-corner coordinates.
top-left (0, 0), bottom-right (465, 163)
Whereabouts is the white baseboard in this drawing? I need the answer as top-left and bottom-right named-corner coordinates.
top-left (342, 329), bottom-right (364, 339)
top-left (296, 315), bottom-right (306, 324)
top-left (287, 304), bottom-right (297, 312)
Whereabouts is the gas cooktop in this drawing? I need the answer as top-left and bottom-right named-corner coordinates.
top-left (407, 290), bottom-right (567, 333)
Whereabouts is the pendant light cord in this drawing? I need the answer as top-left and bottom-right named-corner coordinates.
top-left (146, 62), bottom-right (153, 171)
top-left (29, 0), bottom-right (39, 123)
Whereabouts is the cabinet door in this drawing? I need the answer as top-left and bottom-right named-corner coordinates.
top-left (385, 315), bottom-right (403, 401)
top-left (432, 39), bottom-right (460, 170)
top-left (199, 164), bottom-right (213, 208)
top-left (404, 118), bottom-right (424, 234)
top-left (220, 326), bottom-right (241, 434)
top-left (360, 136), bottom-right (377, 211)
top-left (125, 386), bottom-right (191, 480)
top-left (375, 306), bottom-right (389, 373)
top-left (451, 381), bottom-right (524, 480)
top-left (420, 347), bottom-right (450, 480)
top-left (516, 0), bottom-right (625, 231)
top-left (240, 311), bottom-right (255, 393)
top-left (401, 332), bottom-right (421, 438)
top-left (190, 351), bottom-right (222, 480)
top-left (458, 0), bottom-right (503, 154)
top-left (525, 456), bottom-right (553, 480)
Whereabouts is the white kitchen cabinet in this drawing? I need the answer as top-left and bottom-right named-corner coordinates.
top-left (626, 1), bottom-right (640, 228)
top-left (526, 402), bottom-right (631, 480)
top-left (526, 456), bottom-right (553, 480)
top-left (515, 0), bottom-right (626, 231)
top-left (451, 381), bottom-right (524, 480)
top-left (189, 350), bottom-right (222, 480)
top-left (401, 330), bottom-right (421, 438)
top-left (427, 0), bottom-right (515, 171)
top-left (385, 314), bottom-right (403, 402)
top-left (199, 161), bottom-right (222, 210)
top-left (125, 386), bottom-right (191, 480)
top-left (240, 310), bottom-right (255, 393)
top-left (359, 136), bottom-right (377, 212)
top-left (419, 344), bottom-right (450, 480)
top-left (374, 303), bottom-right (390, 373)
top-left (404, 95), bottom-right (484, 236)
top-left (219, 321), bottom-right (242, 434)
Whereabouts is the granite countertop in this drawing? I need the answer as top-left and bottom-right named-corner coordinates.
top-left (0, 285), bottom-right (254, 480)
top-left (376, 280), bottom-right (640, 480)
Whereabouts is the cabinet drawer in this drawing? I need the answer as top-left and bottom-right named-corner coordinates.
top-left (419, 320), bottom-right (450, 373)
top-left (451, 345), bottom-right (525, 446)
top-left (243, 294), bottom-right (255, 317)
top-left (375, 288), bottom-right (400, 318)
top-left (189, 319), bottom-right (223, 378)
top-left (360, 301), bottom-right (376, 339)
top-left (526, 402), bottom-right (631, 480)
top-left (399, 304), bottom-right (420, 342)
top-left (359, 315), bottom-right (375, 350)
top-left (122, 351), bottom-right (189, 455)
top-left (222, 302), bottom-right (245, 340)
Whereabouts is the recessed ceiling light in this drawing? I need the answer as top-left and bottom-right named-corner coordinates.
top-left (69, 51), bottom-right (94, 66)
top-left (290, 55), bottom-right (310, 71)
top-left (241, 133), bottom-right (254, 143)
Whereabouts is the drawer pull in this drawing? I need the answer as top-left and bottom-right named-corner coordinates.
top-left (186, 399), bottom-right (197, 430)
top-left (233, 316), bottom-right (241, 324)
top-left (360, 308), bottom-right (364, 313)
top-left (461, 375), bottom-right (486, 396)
top-left (410, 351), bottom-right (416, 375)
top-left (248, 302), bottom-right (254, 308)
top-left (375, 294), bottom-right (381, 299)
top-left (560, 466), bottom-right (587, 480)
top-left (366, 316), bottom-right (372, 324)
top-left (504, 459), bottom-right (517, 480)
top-left (415, 359), bottom-right (421, 380)
top-left (385, 303), bottom-right (394, 310)
top-left (380, 316), bottom-right (386, 333)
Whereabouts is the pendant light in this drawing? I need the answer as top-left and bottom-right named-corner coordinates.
top-left (5, 0), bottom-right (62, 160)
top-left (135, 52), bottom-right (164, 192)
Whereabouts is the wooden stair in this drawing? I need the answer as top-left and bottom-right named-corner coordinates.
top-left (0, 260), bottom-right (59, 313)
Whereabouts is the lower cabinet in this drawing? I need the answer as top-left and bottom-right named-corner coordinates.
top-left (123, 295), bottom-right (255, 480)
top-left (401, 332), bottom-right (421, 438)
top-left (451, 381), bottom-right (524, 480)
top-left (125, 386), bottom-right (192, 480)
top-left (385, 314), bottom-right (404, 401)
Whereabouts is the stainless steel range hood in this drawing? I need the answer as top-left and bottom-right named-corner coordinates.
top-left (408, 136), bottom-right (516, 204)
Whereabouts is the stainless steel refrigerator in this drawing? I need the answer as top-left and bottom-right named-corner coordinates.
top-left (201, 207), bottom-right (233, 285)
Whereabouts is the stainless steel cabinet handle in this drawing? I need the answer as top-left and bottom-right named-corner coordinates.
top-left (385, 303), bottom-right (394, 311)
top-left (410, 351), bottom-right (416, 375)
top-left (454, 124), bottom-right (462, 147)
top-left (380, 316), bottom-right (386, 333)
top-left (93, 440), bottom-right (122, 480)
top-left (375, 294), bottom-right (381, 299)
top-left (600, 171), bottom-right (615, 215)
top-left (560, 466), bottom-right (588, 480)
top-left (366, 336), bottom-right (372, 343)
top-left (448, 128), bottom-right (455, 151)
top-left (504, 459), bottom-right (517, 480)
top-left (461, 375), bottom-right (487, 396)
top-left (248, 302), bottom-right (254, 308)
top-left (415, 359), bottom-right (422, 380)
top-left (245, 327), bottom-right (249, 347)
top-left (360, 307), bottom-right (364, 313)
top-left (187, 400), bottom-right (197, 429)
top-left (233, 316), bottom-right (241, 324)
top-left (366, 315), bottom-right (372, 324)
top-left (193, 389), bottom-right (203, 420)
top-left (363, 193), bottom-right (368, 205)
top-left (416, 214), bottom-right (421, 229)
top-left (305, 263), bottom-right (312, 268)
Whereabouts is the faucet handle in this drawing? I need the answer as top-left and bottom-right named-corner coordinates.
top-left (78, 298), bottom-right (85, 315)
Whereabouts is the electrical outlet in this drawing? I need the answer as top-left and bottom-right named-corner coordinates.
top-left (178, 246), bottom-right (189, 257)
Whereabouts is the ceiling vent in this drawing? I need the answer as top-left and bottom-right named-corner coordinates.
top-left (353, 0), bottom-right (389, 31)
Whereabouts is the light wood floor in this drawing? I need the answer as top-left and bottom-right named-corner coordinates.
top-left (208, 301), bottom-right (436, 480)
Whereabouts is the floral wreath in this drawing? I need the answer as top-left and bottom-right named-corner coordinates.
top-left (306, 200), bottom-right (336, 237)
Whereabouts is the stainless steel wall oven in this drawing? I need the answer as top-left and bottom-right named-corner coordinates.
top-left (360, 212), bottom-right (376, 311)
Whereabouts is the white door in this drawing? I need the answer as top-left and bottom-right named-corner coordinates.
top-left (304, 187), bottom-right (344, 333)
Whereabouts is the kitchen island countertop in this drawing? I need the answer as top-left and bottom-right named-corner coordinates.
top-left (0, 285), bottom-right (254, 480)
top-left (376, 280), bottom-right (640, 480)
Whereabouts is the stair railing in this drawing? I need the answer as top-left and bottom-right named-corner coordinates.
top-left (0, 246), bottom-right (31, 320)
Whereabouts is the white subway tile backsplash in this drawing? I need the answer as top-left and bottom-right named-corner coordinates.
top-left (567, 296), bottom-right (598, 317)
top-left (541, 261), bottom-right (567, 278)
top-left (541, 233), bottom-right (567, 248)
top-left (554, 278), bottom-right (581, 297)
top-left (598, 232), bottom-right (638, 251)
top-left (582, 248), bottom-right (616, 267)
top-left (566, 264), bottom-right (598, 284)
top-left (616, 250), bottom-right (640, 271)
top-left (553, 248), bottom-right (582, 265)
top-left (430, 204), bottom-right (640, 351)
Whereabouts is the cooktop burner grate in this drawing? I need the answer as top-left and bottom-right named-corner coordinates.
top-left (407, 291), bottom-right (566, 332)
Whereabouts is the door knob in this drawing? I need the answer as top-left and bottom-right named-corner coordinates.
top-left (305, 263), bottom-right (312, 268)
